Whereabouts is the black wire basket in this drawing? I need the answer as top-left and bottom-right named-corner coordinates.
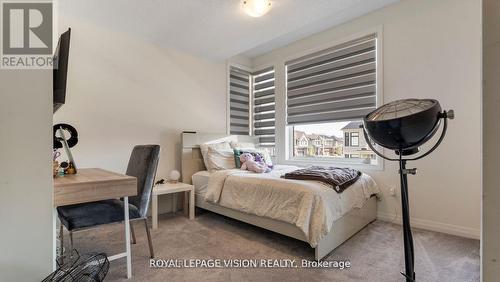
top-left (42, 250), bottom-right (109, 282)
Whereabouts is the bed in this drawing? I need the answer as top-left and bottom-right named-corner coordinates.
top-left (181, 132), bottom-right (379, 260)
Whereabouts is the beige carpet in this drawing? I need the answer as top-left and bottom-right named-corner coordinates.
top-left (70, 210), bottom-right (479, 282)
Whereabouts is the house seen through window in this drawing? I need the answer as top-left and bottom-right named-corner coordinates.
top-left (293, 121), bottom-right (377, 164)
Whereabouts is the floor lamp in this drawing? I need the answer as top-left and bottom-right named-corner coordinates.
top-left (361, 99), bottom-right (454, 281)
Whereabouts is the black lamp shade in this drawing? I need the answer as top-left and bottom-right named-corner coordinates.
top-left (363, 99), bottom-right (442, 153)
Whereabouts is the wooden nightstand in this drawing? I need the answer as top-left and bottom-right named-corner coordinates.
top-left (151, 182), bottom-right (194, 229)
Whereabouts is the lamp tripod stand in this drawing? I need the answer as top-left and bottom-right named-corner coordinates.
top-left (362, 110), bottom-right (454, 282)
top-left (398, 157), bottom-right (415, 281)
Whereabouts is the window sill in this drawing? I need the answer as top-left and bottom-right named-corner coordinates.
top-left (279, 157), bottom-right (384, 172)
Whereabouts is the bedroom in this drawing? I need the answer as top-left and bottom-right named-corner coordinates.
top-left (0, 0), bottom-right (497, 281)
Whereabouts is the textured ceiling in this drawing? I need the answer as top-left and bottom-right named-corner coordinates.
top-left (59, 0), bottom-right (399, 60)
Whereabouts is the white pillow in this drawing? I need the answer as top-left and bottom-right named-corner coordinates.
top-left (200, 142), bottom-right (231, 169)
top-left (230, 141), bottom-right (256, 149)
top-left (206, 147), bottom-right (236, 171)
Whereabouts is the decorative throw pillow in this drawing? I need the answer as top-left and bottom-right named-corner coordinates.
top-left (200, 142), bottom-right (231, 170)
top-left (206, 147), bottom-right (236, 171)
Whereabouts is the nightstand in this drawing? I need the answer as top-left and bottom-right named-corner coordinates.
top-left (151, 182), bottom-right (194, 229)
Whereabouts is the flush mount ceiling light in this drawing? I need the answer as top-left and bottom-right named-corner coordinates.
top-left (242, 0), bottom-right (272, 17)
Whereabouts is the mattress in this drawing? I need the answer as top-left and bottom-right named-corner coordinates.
top-left (192, 170), bottom-right (211, 196)
top-left (202, 165), bottom-right (380, 247)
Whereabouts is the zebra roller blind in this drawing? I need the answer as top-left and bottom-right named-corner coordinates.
top-left (229, 66), bottom-right (251, 135)
top-left (253, 67), bottom-right (275, 147)
top-left (286, 34), bottom-right (378, 125)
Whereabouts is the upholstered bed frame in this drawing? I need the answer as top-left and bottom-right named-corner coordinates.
top-left (181, 131), bottom-right (377, 260)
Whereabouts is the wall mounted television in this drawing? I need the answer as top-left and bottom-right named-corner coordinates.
top-left (53, 28), bottom-right (71, 113)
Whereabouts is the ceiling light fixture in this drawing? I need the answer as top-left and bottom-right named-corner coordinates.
top-left (242, 0), bottom-right (272, 18)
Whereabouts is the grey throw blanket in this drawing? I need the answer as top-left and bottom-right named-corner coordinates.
top-left (282, 166), bottom-right (362, 193)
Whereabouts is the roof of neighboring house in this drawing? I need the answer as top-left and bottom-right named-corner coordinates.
top-left (341, 121), bottom-right (363, 130)
top-left (294, 130), bottom-right (307, 139)
top-left (319, 134), bottom-right (342, 142)
top-left (329, 135), bottom-right (343, 142)
top-left (293, 131), bottom-right (343, 143)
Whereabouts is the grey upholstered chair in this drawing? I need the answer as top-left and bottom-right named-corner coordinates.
top-left (57, 145), bottom-right (160, 258)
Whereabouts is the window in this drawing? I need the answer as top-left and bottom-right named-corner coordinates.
top-left (286, 33), bottom-right (379, 165)
top-left (227, 66), bottom-right (276, 156)
top-left (292, 121), bottom-right (372, 161)
top-left (350, 132), bottom-right (359, 147)
top-left (253, 67), bottom-right (276, 156)
top-left (228, 66), bottom-right (250, 135)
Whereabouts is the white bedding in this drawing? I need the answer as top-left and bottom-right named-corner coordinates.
top-left (192, 170), bottom-right (211, 196)
top-left (202, 165), bottom-right (379, 247)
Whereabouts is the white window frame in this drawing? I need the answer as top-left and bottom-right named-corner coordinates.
top-left (276, 27), bottom-right (385, 171)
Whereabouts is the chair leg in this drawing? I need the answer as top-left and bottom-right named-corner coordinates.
top-left (144, 218), bottom-right (154, 258)
top-left (59, 224), bottom-right (64, 258)
top-left (69, 231), bottom-right (74, 255)
top-left (130, 222), bottom-right (137, 244)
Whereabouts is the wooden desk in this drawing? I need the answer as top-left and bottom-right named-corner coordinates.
top-left (54, 168), bottom-right (137, 206)
top-left (54, 168), bottom-right (137, 279)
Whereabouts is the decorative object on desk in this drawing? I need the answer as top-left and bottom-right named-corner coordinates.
top-left (155, 179), bottom-right (166, 186)
top-left (53, 161), bottom-right (59, 178)
top-left (53, 149), bottom-right (61, 161)
top-left (168, 170), bottom-right (181, 183)
top-left (66, 162), bottom-right (76, 174)
top-left (53, 149), bottom-right (61, 178)
top-left (362, 98), bottom-right (454, 282)
top-left (54, 123), bottom-right (78, 174)
top-left (53, 123), bottom-right (78, 148)
top-left (42, 249), bottom-right (109, 282)
top-left (60, 161), bottom-right (69, 173)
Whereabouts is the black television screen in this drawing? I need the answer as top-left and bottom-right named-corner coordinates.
top-left (53, 28), bottom-right (71, 113)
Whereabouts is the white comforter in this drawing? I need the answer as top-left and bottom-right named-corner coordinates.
top-left (204, 165), bottom-right (379, 247)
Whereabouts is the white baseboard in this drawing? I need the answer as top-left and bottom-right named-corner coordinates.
top-left (377, 212), bottom-right (480, 240)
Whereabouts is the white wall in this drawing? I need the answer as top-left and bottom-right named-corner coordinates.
top-left (483, 0), bottom-right (500, 279)
top-left (252, 0), bottom-right (481, 238)
top-left (0, 70), bottom-right (53, 280)
top-left (54, 15), bottom-right (228, 213)
top-left (228, 54), bottom-right (253, 70)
